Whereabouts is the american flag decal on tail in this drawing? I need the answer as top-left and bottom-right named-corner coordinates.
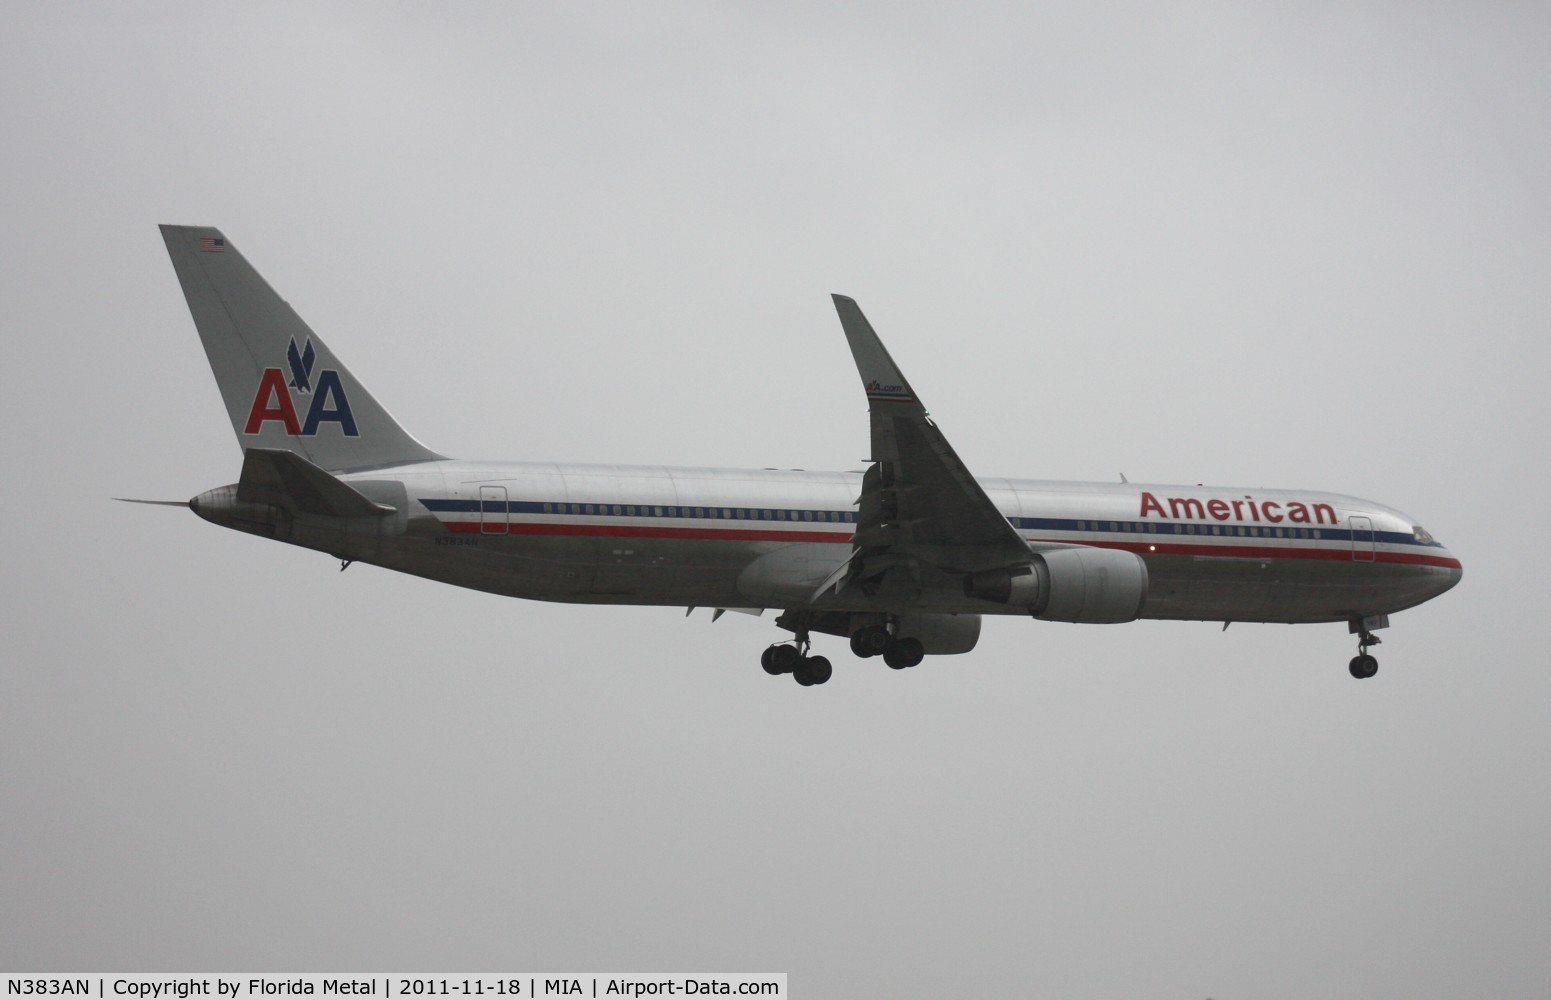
top-left (198, 237), bottom-right (226, 252)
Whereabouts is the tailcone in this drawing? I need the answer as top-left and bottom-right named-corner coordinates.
top-left (191, 484), bottom-right (288, 537)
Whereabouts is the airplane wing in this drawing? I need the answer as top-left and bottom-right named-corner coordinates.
top-left (818, 296), bottom-right (1036, 600)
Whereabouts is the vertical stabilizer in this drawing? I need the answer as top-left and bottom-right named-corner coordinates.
top-left (160, 225), bottom-right (443, 470)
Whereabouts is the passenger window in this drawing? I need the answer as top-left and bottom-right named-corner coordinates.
top-left (612, 505), bottom-right (622, 516)
top-left (543, 503), bottom-right (552, 513)
top-left (695, 507), bottom-right (704, 518)
top-left (585, 504), bottom-right (595, 515)
top-left (1109, 521), bottom-right (1118, 532)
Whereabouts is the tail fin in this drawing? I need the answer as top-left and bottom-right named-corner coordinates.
top-left (160, 225), bottom-right (443, 471)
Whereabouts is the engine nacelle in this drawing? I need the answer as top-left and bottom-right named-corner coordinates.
top-left (963, 548), bottom-right (1149, 624)
top-left (895, 612), bottom-right (981, 654)
top-left (1035, 547), bottom-right (1148, 623)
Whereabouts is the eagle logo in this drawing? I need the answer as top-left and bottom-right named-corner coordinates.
top-left (286, 337), bottom-right (317, 394)
top-left (242, 338), bottom-right (358, 438)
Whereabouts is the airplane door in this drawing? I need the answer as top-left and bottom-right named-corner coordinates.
top-left (1349, 515), bottom-right (1375, 562)
top-left (479, 485), bottom-right (508, 534)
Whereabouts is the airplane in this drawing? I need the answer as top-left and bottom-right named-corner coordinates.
top-left (141, 225), bottom-right (1462, 686)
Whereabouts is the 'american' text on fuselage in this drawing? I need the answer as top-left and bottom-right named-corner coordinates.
top-left (1138, 491), bottom-right (1337, 525)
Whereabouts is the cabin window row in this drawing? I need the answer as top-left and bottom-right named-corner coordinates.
top-left (1071, 519), bottom-right (1321, 540)
top-left (538, 502), bottom-right (856, 524)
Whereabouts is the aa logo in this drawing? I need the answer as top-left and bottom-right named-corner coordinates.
top-left (243, 337), bottom-right (358, 436)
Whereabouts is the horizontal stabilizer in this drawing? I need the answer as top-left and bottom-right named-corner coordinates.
top-left (236, 448), bottom-right (394, 518)
top-left (113, 498), bottom-right (191, 508)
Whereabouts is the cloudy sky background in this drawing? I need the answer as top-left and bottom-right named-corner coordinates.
top-left (3, 3), bottom-right (1549, 996)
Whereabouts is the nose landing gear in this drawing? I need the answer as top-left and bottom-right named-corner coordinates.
top-left (1348, 629), bottom-right (1381, 680)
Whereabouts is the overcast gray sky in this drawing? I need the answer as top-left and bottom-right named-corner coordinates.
top-left (3, 3), bottom-right (1549, 997)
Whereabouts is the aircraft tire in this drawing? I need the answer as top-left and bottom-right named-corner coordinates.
top-left (883, 638), bottom-right (925, 670)
top-left (1348, 654), bottom-right (1378, 679)
top-left (851, 625), bottom-right (889, 658)
top-left (768, 644), bottom-right (801, 675)
top-left (793, 655), bottom-right (833, 687)
top-left (761, 647), bottom-right (783, 676)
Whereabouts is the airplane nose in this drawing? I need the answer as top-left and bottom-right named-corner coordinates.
top-left (1433, 550), bottom-right (1464, 597)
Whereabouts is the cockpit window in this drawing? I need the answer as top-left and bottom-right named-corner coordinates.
top-left (1412, 525), bottom-right (1435, 545)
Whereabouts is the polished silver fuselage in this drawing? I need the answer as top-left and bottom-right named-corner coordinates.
top-left (215, 459), bottom-right (1460, 625)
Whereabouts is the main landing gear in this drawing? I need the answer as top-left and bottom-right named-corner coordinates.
top-left (849, 623), bottom-right (924, 670)
top-left (1349, 628), bottom-right (1381, 680)
top-left (758, 617), bottom-right (931, 687)
top-left (761, 632), bottom-right (833, 687)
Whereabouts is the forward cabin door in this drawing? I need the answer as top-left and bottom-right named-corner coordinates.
top-left (479, 485), bottom-right (509, 535)
top-left (1349, 515), bottom-right (1375, 561)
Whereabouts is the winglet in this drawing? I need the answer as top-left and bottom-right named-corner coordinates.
top-left (831, 295), bottom-right (922, 408)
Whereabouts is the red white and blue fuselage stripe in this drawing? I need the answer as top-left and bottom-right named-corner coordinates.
top-left (415, 496), bottom-right (1460, 569)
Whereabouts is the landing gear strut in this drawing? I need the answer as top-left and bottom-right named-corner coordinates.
top-left (760, 630), bottom-right (832, 686)
top-left (1348, 628), bottom-right (1381, 680)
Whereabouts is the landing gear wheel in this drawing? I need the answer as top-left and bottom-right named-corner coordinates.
top-left (794, 655), bottom-right (833, 686)
top-left (1348, 654), bottom-right (1378, 679)
top-left (766, 644), bottom-right (801, 675)
top-left (850, 625), bottom-right (889, 658)
top-left (883, 637), bottom-right (924, 670)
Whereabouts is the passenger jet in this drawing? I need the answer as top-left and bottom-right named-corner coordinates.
top-left (142, 226), bottom-right (1462, 686)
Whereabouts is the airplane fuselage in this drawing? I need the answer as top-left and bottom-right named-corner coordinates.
top-left (194, 459), bottom-right (1462, 625)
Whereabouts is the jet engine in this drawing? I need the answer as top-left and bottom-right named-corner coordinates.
top-left (963, 547), bottom-right (1149, 624)
top-left (895, 612), bottom-right (982, 654)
